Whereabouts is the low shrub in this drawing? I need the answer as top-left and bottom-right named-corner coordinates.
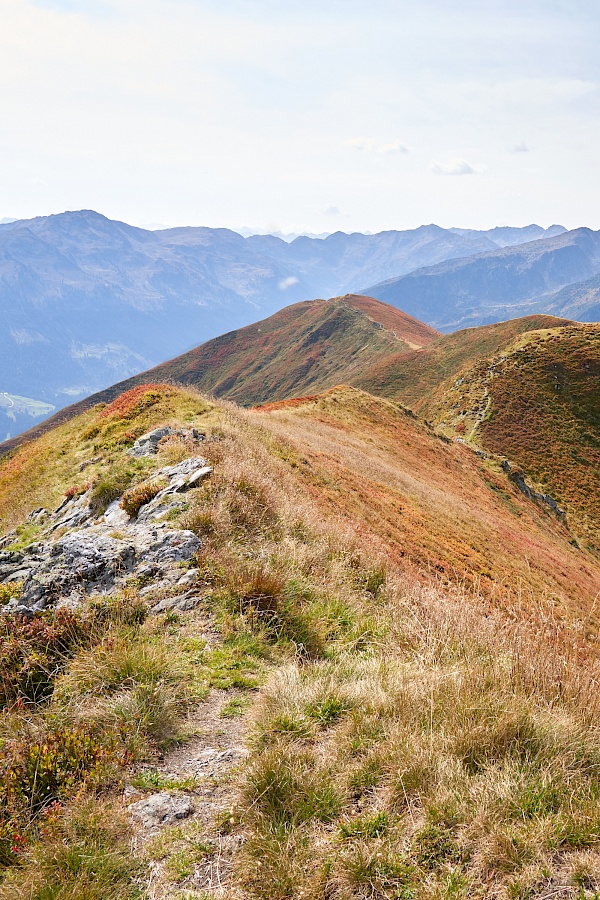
top-left (0, 609), bottom-right (93, 708)
top-left (64, 482), bottom-right (91, 500)
top-left (120, 480), bottom-right (166, 518)
top-left (0, 582), bottom-right (22, 605)
top-left (0, 725), bottom-right (121, 817)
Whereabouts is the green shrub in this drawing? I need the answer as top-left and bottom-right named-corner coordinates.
top-left (1, 725), bottom-right (120, 817)
top-left (0, 582), bottom-right (23, 605)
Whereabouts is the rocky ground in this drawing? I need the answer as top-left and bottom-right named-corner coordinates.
top-left (0, 427), bottom-right (213, 616)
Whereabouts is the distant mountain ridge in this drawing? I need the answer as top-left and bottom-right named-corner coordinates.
top-left (363, 227), bottom-right (600, 331)
top-left (0, 210), bottom-right (569, 439)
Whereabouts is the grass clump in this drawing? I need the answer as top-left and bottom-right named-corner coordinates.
top-left (89, 464), bottom-right (140, 514)
top-left (3, 524), bottom-right (42, 552)
top-left (120, 479), bottom-right (166, 518)
top-left (130, 769), bottom-right (198, 792)
top-left (54, 624), bottom-right (205, 744)
top-left (217, 566), bottom-right (325, 659)
top-left (339, 811), bottom-right (390, 840)
top-left (0, 798), bottom-right (143, 900)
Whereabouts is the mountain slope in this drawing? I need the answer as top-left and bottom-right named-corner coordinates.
top-left (355, 313), bottom-right (574, 409)
top-left (363, 227), bottom-right (600, 331)
top-left (543, 273), bottom-right (600, 322)
top-left (254, 385), bottom-right (600, 609)
top-left (0, 295), bottom-right (440, 452)
top-left (426, 323), bottom-right (600, 550)
top-left (451, 222), bottom-right (566, 247)
top-left (116, 294), bottom-right (439, 408)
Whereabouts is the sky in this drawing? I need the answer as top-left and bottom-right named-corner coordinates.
top-left (1, 0), bottom-right (599, 233)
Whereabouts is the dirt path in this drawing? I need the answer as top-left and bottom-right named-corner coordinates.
top-left (128, 618), bottom-right (252, 899)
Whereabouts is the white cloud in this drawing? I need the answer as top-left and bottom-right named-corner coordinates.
top-left (376, 141), bottom-right (408, 155)
top-left (345, 137), bottom-right (370, 150)
top-left (278, 276), bottom-right (299, 290)
top-left (429, 158), bottom-right (478, 176)
top-left (512, 142), bottom-right (530, 153)
top-left (344, 137), bottom-right (408, 154)
top-left (30, 176), bottom-right (48, 186)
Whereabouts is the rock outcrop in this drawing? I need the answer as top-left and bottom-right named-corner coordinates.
top-left (0, 451), bottom-right (212, 616)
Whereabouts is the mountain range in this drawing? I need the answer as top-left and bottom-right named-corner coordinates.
top-left (363, 227), bottom-right (600, 330)
top-left (0, 210), bottom-right (580, 439)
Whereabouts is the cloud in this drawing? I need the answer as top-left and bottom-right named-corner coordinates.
top-left (345, 137), bottom-right (370, 151)
top-left (30, 176), bottom-right (48, 186)
top-left (320, 204), bottom-right (344, 216)
top-left (429, 158), bottom-right (477, 176)
top-left (512, 142), bottom-right (529, 153)
top-left (278, 276), bottom-right (299, 290)
top-left (344, 137), bottom-right (408, 154)
top-left (376, 141), bottom-right (408, 155)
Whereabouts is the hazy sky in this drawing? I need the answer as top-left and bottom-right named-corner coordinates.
top-left (2, 0), bottom-right (599, 232)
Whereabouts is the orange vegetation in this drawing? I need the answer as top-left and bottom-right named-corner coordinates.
top-left (254, 386), bottom-right (600, 635)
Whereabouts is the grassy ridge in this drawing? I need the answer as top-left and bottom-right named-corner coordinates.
top-left (355, 314), bottom-right (573, 411)
top-left (2, 384), bottom-right (600, 898)
top-left (0, 295), bottom-right (438, 457)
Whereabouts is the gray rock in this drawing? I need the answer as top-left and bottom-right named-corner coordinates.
top-left (187, 466), bottom-right (213, 488)
top-left (509, 469), bottom-right (532, 500)
top-left (151, 590), bottom-right (202, 614)
top-left (136, 498), bottom-right (187, 525)
top-left (155, 457), bottom-right (208, 479)
top-left (103, 500), bottom-right (131, 528)
top-left (50, 492), bottom-right (94, 531)
top-left (177, 568), bottom-right (198, 586)
top-left (0, 531), bottom-right (17, 551)
top-left (26, 508), bottom-right (48, 525)
top-left (126, 427), bottom-right (174, 458)
top-left (1, 568), bottom-right (33, 584)
top-left (53, 530), bottom-right (135, 580)
top-left (128, 792), bottom-right (194, 828)
top-left (174, 593), bottom-right (203, 612)
top-left (137, 529), bottom-right (201, 566)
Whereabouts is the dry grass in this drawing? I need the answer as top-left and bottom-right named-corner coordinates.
top-left (1, 384), bottom-right (600, 899)
top-left (237, 579), bottom-right (600, 899)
